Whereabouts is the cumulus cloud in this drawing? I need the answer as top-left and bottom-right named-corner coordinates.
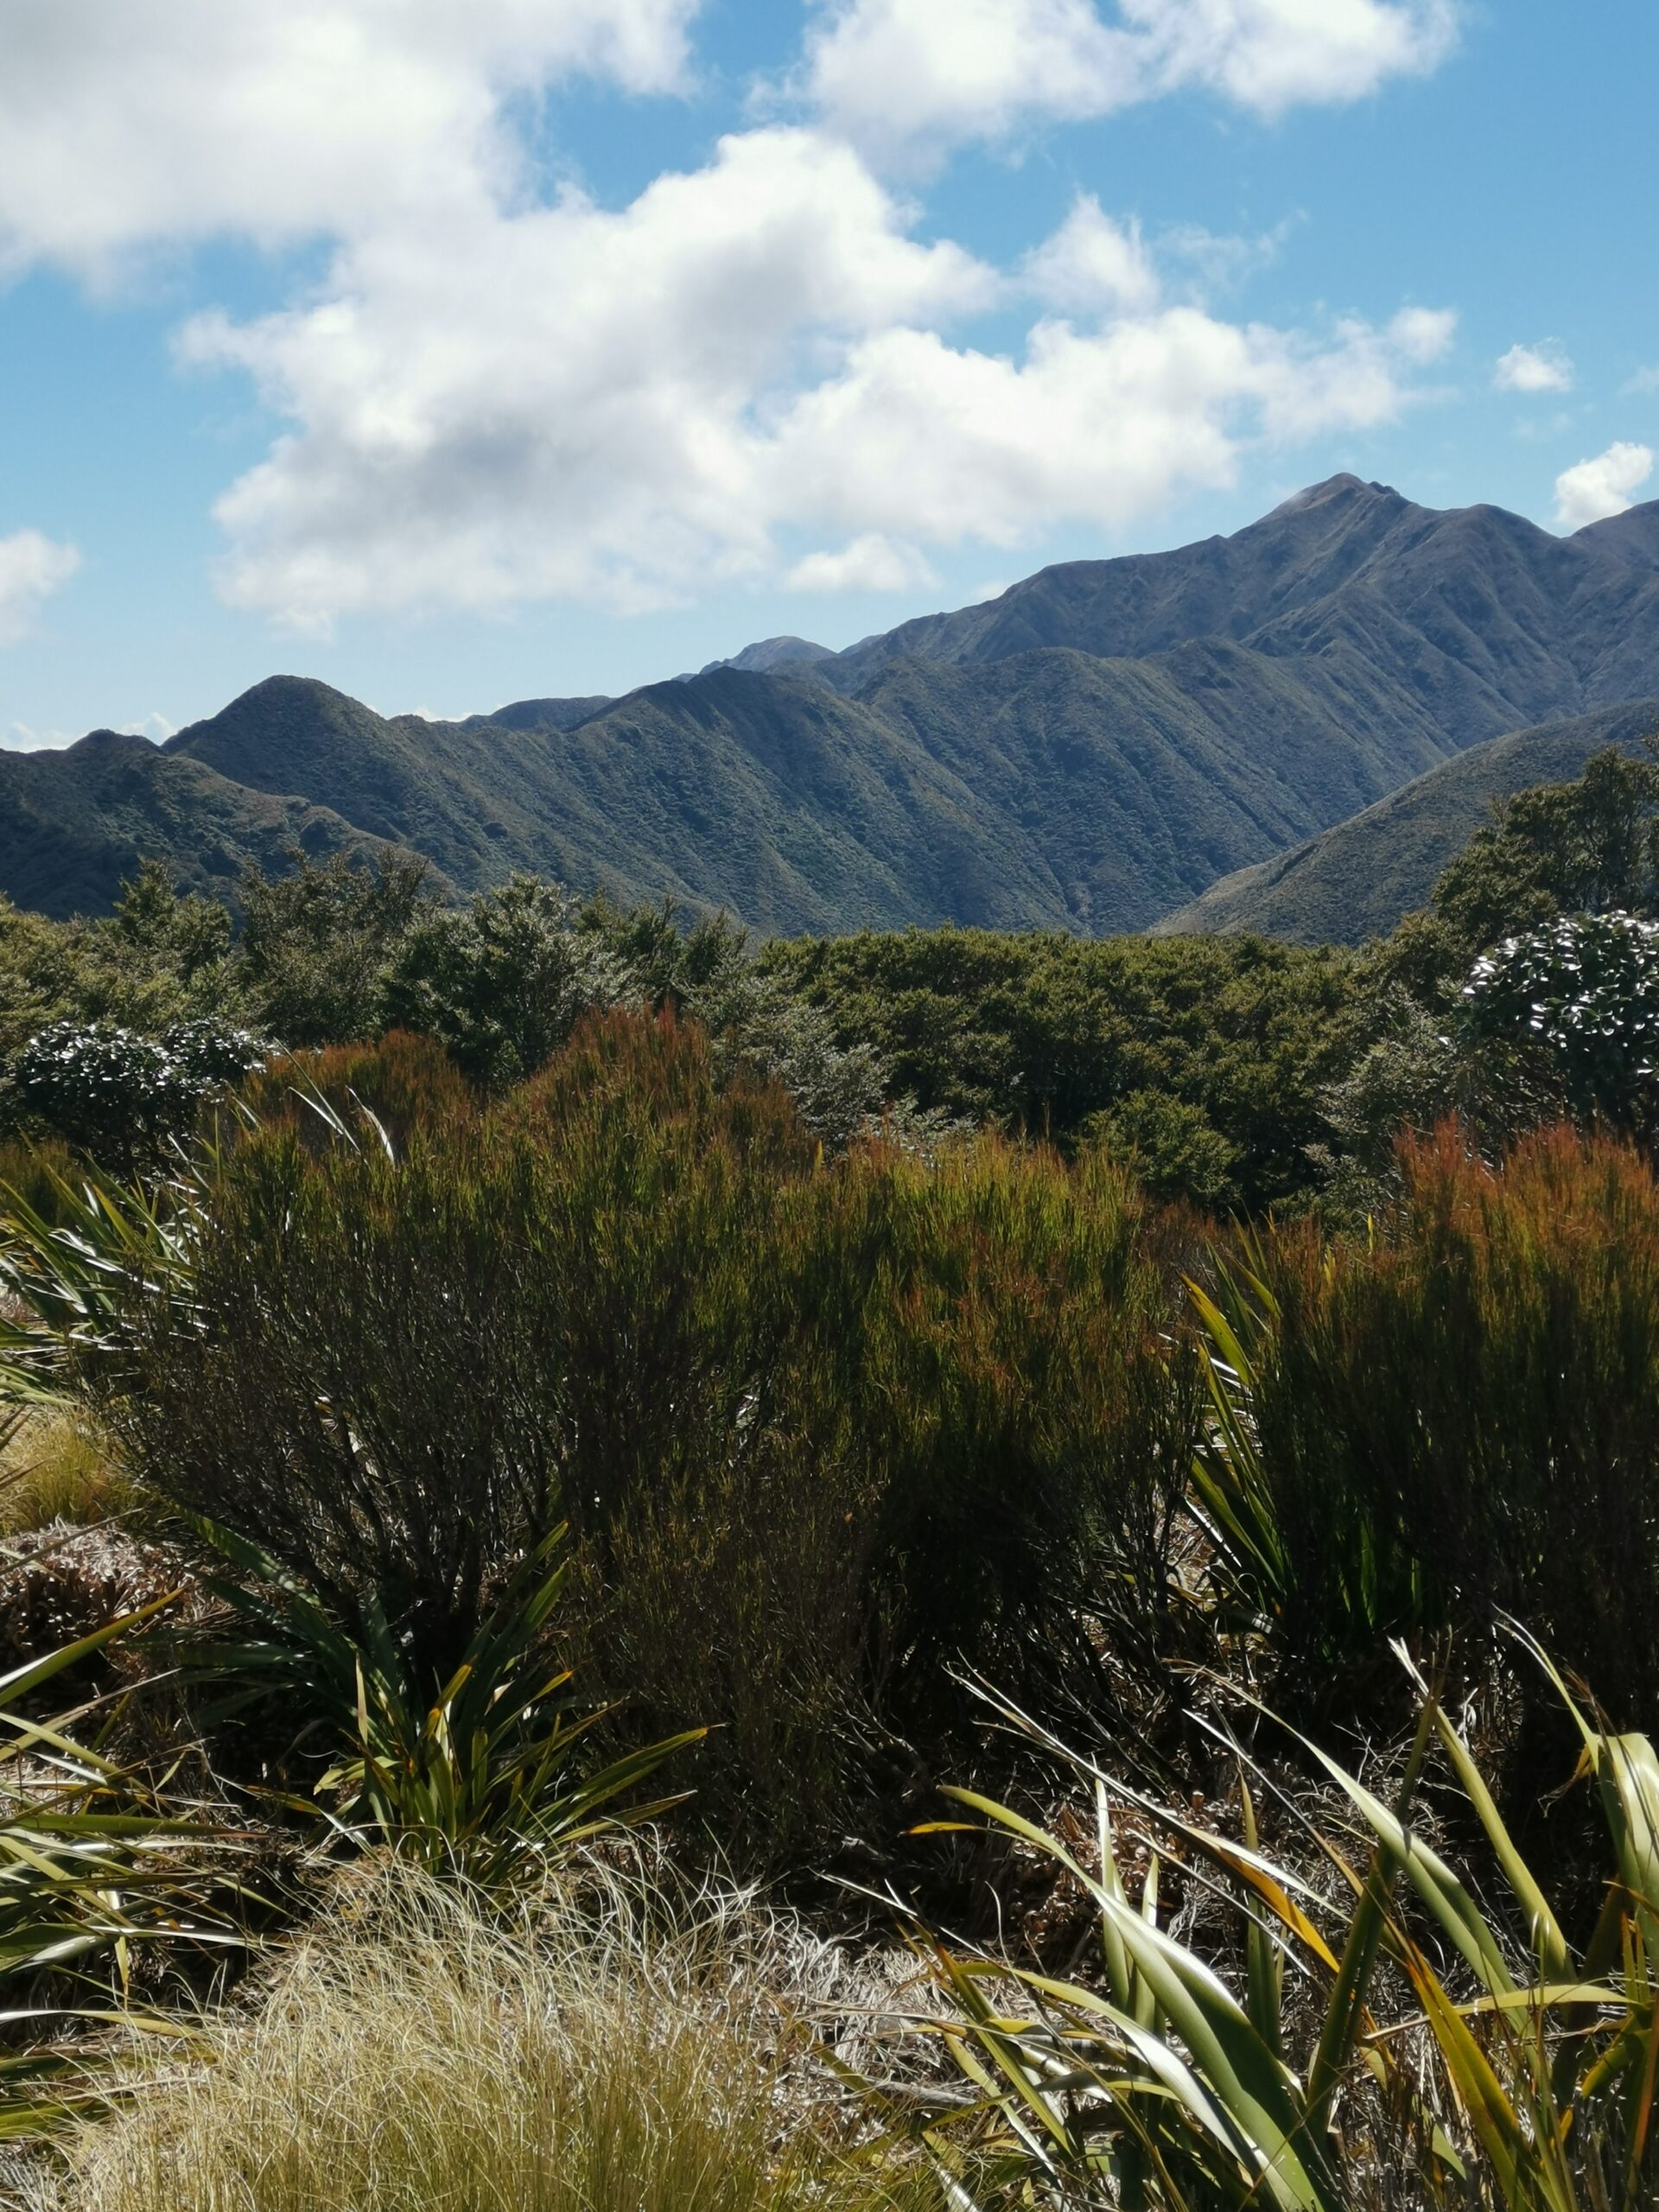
top-left (0, 3), bottom-right (1461, 632)
top-left (1554, 442), bottom-right (1655, 531)
top-left (0, 0), bottom-right (702, 274)
top-left (786, 533), bottom-right (940, 592)
top-left (795, 0), bottom-right (1459, 154)
top-left (1025, 198), bottom-right (1160, 315)
top-left (1494, 340), bottom-right (1574, 395)
top-left (180, 128), bottom-right (1000, 625)
top-left (0, 531), bottom-right (81, 645)
top-left (172, 132), bottom-right (1452, 628)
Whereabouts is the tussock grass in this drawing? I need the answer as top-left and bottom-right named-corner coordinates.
top-left (0, 1409), bottom-right (134, 1535)
top-left (56, 1857), bottom-right (934, 2212)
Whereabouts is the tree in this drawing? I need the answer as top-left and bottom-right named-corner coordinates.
top-left (238, 850), bottom-right (434, 1046)
top-left (1461, 911), bottom-right (1659, 1142)
top-left (1434, 743), bottom-right (1659, 958)
top-left (384, 875), bottom-right (618, 1090)
top-left (110, 860), bottom-right (233, 988)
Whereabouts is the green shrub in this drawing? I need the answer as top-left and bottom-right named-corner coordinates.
top-left (64, 1009), bottom-right (1197, 1860)
top-left (194, 1519), bottom-right (699, 1885)
top-left (763, 925), bottom-right (1359, 1209)
top-left (913, 1636), bottom-right (1659, 2210)
top-left (384, 874), bottom-right (619, 1090)
top-left (238, 849), bottom-right (434, 1047)
top-left (10, 1018), bottom-right (265, 1171)
top-left (1461, 910), bottom-right (1659, 1142)
top-left (105, 1113), bottom-right (569, 1686)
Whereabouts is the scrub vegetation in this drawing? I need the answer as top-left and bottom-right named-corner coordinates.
top-left (1, 742), bottom-right (1657, 2209)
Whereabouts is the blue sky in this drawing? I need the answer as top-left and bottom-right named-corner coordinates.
top-left (1, 0), bottom-right (1656, 744)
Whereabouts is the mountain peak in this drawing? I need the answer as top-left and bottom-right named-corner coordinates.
top-left (697, 635), bottom-right (835, 678)
top-left (1268, 473), bottom-right (1398, 517)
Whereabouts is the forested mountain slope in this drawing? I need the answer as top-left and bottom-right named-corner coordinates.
top-left (1154, 699), bottom-right (1659, 944)
top-left (4, 474), bottom-right (1658, 931)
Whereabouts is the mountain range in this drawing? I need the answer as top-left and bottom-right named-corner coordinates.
top-left (6, 472), bottom-right (1659, 938)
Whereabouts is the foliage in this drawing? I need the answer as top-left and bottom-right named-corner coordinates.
top-left (1083, 1090), bottom-right (1243, 1211)
top-left (108, 862), bottom-right (233, 995)
top-left (1434, 743), bottom-right (1659, 962)
top-left (1461, 911), bottom-right (1659, 1142)
top-left (0, 1012), bottom-right (1199, 1860)
top-left (238, 848), bottom-right (435, 1047)
top-left (0, 1147), bottom-right (203, 1411)
top-left (191, 1518), bottom-right (702, 1886)
top-left (384, 873), bottom-right (621, 1090)
top-left (0, 1409), bottom-right (134, 1535)
top-left (912, 1639), bottom-right (1659, 2211)
top-left (238, 1029), bottom-right (475, 1152)
top-left (0, 1605), bottom-right (248, 2138)
top-left (1193, 1126), bottom-right (1659, 1720)
top-left (9, 1019), bottom-right (265, 1170)
top-left (57, 1859), bottom-right (929, 2212)
top-left (763, 926), bottom-right (1360, 1210)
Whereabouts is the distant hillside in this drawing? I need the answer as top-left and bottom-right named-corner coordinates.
top-left (8, 474), bottom-right (1659, 933)
top-left (833, 474), bottom-right (1659, 759)
top-left (1154, 699), bottom-right (1659, 944)
top-left (0, 731), bottom-right (416, 922)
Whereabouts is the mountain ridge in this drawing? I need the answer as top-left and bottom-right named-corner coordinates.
top-left (4, 475), bottom-right (1659, 934)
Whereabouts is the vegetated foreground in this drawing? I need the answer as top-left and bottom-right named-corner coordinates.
top-left (1, 741), bottom-right (1658, 2207)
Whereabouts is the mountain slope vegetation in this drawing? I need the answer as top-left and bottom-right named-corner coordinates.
top-left (1156, 698), bottom-right (1659, 943)
top-left (0, 730), bottom-right (414, 922)
top-left (5, 474), bottom-right (1659, 931)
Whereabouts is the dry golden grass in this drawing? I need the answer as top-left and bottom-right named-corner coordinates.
top-left (54, 1857), bottom-right (938, 2212)
top-left (0, 1409), bottom-right (136, 1535)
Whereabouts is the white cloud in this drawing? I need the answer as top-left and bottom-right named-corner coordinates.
top-left (1494, 340), bottom-right (1574, 395)
top-left (1554, 442), bottom-right (1655, 531)
top-left (1389, 305), bottom-right (1458, 364)
top-left (0, 4), bottom-right (1459, 634)
top-left (786, 533), bottom-right (940, 592)
top-left (1623, 365), bottom-right (1659, 397)
top-left (176, 134), bottom-right (1453, 628)
top-left (0, 531), bottom-right (81, 645)
top-left (1025, 198), bottom-right (1160, 315)
top-left (766, 308), bottom-right (1450, 550)
top-left (794, 0), bottom-right (1459, 154)
top-left (115, 711), bottom-right (178, 743)
top-left (0, 0), bottom-right (702, 275)
top-left (181, 128), bottom-right (1000, 626)
top-left (4, 723), bottom-right (76, 752)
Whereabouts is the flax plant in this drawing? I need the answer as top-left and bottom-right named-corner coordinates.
top-left (0, 1602), bottom-right (249, 2137)
top-left (907, 1639), bottom-right (1659, 2210)
top-left (189, 1517), bottom-right (703, 1887)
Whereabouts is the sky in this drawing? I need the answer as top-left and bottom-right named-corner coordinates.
top-left (1, 0), bottom-right (1656, 746)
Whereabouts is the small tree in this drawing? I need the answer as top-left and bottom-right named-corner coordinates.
top-left (1462, 910), bottom-right (1659, 1141)
top-left (10, 1018), bottom-right (267, 1172)
top-left (384, 875), bottom-right (620, 1091)
top-left (1435, 741), bottom-right (1659, 957)
top-left (238, 850), bottom-right (434, 1046)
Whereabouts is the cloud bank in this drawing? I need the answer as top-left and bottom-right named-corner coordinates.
top-left (178, 130), bottom-right (1454, 627)
top-left (0, 0), bottom-right (1465, 625)
top-left (795, 0), bottom-right (1459, 155)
